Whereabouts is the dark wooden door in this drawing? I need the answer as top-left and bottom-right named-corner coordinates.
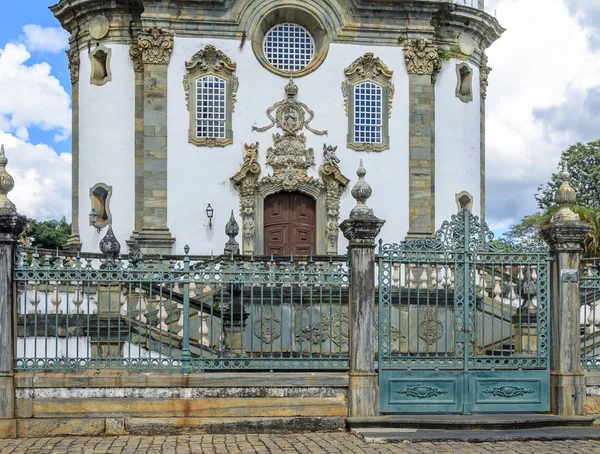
top-left (264, 192), bottom-right (316, 255)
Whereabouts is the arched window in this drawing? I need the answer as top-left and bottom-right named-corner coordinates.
top-left (354, 81), bottom-right (383, 144)
top-left (196, 75), bottom-right (227, 139)
top-left (183, 45), bottom-right (238, 147)
top-left (342, 53), bottom-right (394, 152)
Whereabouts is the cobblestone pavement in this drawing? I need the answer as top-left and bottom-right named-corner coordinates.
top-left (1, 433), bottom-right (600, 454)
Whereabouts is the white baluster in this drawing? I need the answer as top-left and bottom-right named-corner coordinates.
top-left (392, 262), bottom-right (400, 289)
top-left (73, 282), bottom-right (84, 314)
top-left (419, 265), bottom-right (428, 290)
top-left (408, 264), bottom-right (416, 289)
top-left (493, 278), bottom-right (502, 304)
top-left (28, 285), bottom-right (41, 314)
top-left (49, 282), bottom-right (63, 314)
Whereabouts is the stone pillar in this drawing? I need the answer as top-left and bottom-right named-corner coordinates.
top-left (129, 44), bottom-right (145, 237)
top-left (404, 39), bottom-right (440, 240)
top-left (128, 26), bottom-right (175, 255)
top-left (340, 161), bottom-right (385, 417)
top-left (479, 54), bottom-right (491, 221)
top-left (542, 170), bottom-right (591, 415)
top-left (65, 49), bottom-right (82, 251)
top-left (0, 145), bottom-right (26, 438)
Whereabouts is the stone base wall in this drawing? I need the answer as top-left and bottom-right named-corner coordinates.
top-left (585, 373), bottom-right (600, 414)
top-left (4, 371), bottom-right (348, 438)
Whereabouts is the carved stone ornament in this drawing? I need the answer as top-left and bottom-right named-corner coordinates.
top-left (100, 225), bottom-right (121, 258)
top-left (404, 38), bottom-right (441, 81)
top-left (296, 307), bottom-right (348, 350)
top-left (224, 210), bottom-right (240, 256)
top-left (232, 81), bottom-right (348, 255)
top-left (183, 45), bottom-right (238, 147)
top-left (0, 144), bottom-right (16, 212)
top-left (418, 308), bottom-right (444, 345)
top-left (253, 314), bottom-right (281, 344)
top-left (66, 49), bottom-right (80, 85)
top-left (480, 53), bottom-right (492, 99)
top-left (129, 45), bottom-right (144, 73)
top-left (342, 53), bottom-right (394, 152)
top-left (136, 26), bottom-right (174, 65)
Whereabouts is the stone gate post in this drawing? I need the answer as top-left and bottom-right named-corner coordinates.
top-left (0, 145), bottom-right (26, 438)
top-left (542, 170), bottom-right (591, 415)
top-left (340, 161), bottom-right (385, 417)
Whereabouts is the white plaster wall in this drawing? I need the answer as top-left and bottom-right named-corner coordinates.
top-left (78, 45), bottom-right (135, 253)
top-left (168, 38), bottom-right (410, 254)
top-left (435, 59), bottom-right (482, 227)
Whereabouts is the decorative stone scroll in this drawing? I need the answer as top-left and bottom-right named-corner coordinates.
top-left (403, 38), bottom-right (441, 81)
top-left (480, 53), bottom-right (492, 99)
top-left (183, 45), bottom-right (238, 147)
top-left (136, 26), bottom-right (174, 65)
top-left (232, 81), bottom-right (348, 255)
top-left (66, 49), bottom-right (80, 84)
top-left (129, 45), bottom-right (144, 73)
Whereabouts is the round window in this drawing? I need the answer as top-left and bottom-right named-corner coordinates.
top-left (262, 23), bottom-right (315, 73)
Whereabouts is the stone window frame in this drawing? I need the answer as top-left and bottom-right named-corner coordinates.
top-left (250, 5), bottom-right (330, 78)
top-left (90, 45), bottom-right (112, 86)
top-left (456, 62), bottom-right (474, 103)
top-left (342, 53), bottom-right (394, 152)
top-left (183, 45), bottom-right (238, 147)
top-left (90, 183), bottom-right (113, 229)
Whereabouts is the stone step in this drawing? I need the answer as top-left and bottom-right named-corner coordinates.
top-left (351, 426), bottom-right (600, 443)
top-left (347, 414), bottom-right (596, 431)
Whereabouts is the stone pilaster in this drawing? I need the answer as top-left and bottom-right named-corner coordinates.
top-left (65, 49), bottom-right (82, 251)
top-left (479, 54), bottom-right (491, 221)
top-left (340, 161), bottom-right (385, 417)
top-left (129, 26), bottom-right (175, 255)
top-left (0, 146), bottom-right (26, 438)
top-left (404, 39), bottom-right (440, 240)
top-left (130, 44), bottom-right (145, 236)
top-left (541, 170), bottom-right (591, 415)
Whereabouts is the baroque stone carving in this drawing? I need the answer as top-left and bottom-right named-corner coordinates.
top-left (418, 308), bottom-right (444, 345)
top-left (480, 54), bottom-right (492, 99)
top-left (232, 81), bottom-right (348, 255)
top-left (396, 386), bottom-right (448, 399)
top-left (404, 38), bottom-right (441, 81)
top-left (231, 143), bottom-right (262, 254)
top-left (342, 53), bottom-right (394, 152)
top-left (66, 49), bottom-right (80, 84)
top-left (253, 314), bottom-right (282, 344)
top-left (137, 26), bottom-right (174, 65)
top-left (296, 307), bottom-right (349, 350)
top-left (482, 386), bottom-right (534, 398)
top-left (183, 45), bottom-right (238, 147)
top-left (100, 225), bottom-right (121, 259)
top-left (0, 144), bottom-right (16, 212)
top-left (129, 45), bottom-right (144, 73)
top-left (224, 210), bottom-right (240, 256)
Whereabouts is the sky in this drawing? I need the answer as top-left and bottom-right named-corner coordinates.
top-left (0, 0), bottom-right (598, 234)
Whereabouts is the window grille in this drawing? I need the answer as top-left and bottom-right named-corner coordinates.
top-left (263, 23), bottom-right (315, 72)
top-left (196, 75), bottom-right (227, 139)
top-left (354, 82), bottom-right (383, 143)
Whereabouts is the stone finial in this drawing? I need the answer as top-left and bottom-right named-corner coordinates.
top-left (551, 167), bottom-right (579, 223)
top-left (100, 225), bottom-right (121, 258)
top-left (0, 144), bottom-right (16, 212)
top-left (224, 210), bottom-right (240, 256)
top-left (350, 160), bottom-right (374, 217)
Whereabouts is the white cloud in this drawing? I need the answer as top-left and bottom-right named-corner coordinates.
top-left (0, 43), bottom-right (71, 140)
top-left (22, 24), bottom-right (69, 54)
top-left (0, 132), bottom-right (71, 221)
top-left (484, 0), bottom-right (600, 227)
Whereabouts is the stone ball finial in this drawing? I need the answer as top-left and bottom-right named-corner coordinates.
top-left (350, 159), bottom-right (374, 217)
top-left (551, 164), bottom-right (579, 223)
top-left (0, 144), bottom-right (16, 212)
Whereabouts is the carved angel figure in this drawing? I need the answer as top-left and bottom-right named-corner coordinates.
top-left (323, 144), bottom-right (340, 166)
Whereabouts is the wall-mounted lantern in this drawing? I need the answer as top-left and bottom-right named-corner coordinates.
top-left (206, 204), bottom-right (214, 229)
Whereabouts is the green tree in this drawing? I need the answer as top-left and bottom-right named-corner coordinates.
top-left (503, 209), bottom-right (556, 249)
top-left (26, 217), bottom-right (71, 250)
top-left (572, 205), bottom-right (600, 258)
top-left (535, 140), bottom-right (600, 210)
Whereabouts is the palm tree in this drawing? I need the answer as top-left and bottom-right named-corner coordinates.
top-left (573, 205), bottom-right (600, 258)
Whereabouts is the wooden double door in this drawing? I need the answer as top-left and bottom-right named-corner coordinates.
top-left (264, 192), bottom-right (316, 255)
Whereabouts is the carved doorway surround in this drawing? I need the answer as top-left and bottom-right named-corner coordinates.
top-left (231, 80), bottom-right (349, 256)
top-left (264, 192), bottom-right (316, 255)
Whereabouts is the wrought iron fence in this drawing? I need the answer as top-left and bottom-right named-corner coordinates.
top-left (13, 247), bottom-right (350, 372)
top-left (581, 258), bottom-right (600, 369)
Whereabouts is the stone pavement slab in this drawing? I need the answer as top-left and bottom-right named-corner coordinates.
top-left (2, 433), bottom-right (600, 453)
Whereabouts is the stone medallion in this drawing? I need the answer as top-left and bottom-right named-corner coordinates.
top-left (89, 15), bottom-right (110, 40)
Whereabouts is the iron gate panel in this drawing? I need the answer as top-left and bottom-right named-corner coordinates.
top-left (378, 210), bottom-right (551, 414)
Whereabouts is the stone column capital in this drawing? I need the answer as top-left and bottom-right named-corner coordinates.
top-left (136, 26), bottom-right (174, 66)
top-left (541, 222), bottom-right (591, 253)
top-left (66, 48), bottom-right (80, 84)
top-left (403, 38), bottom-right (441, 81)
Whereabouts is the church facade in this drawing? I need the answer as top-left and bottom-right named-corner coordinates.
top-left (51, 0), bottom-right (503, 256)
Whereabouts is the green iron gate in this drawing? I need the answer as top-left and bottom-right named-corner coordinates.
top-left (378, 210), bottom-right (551, 413)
